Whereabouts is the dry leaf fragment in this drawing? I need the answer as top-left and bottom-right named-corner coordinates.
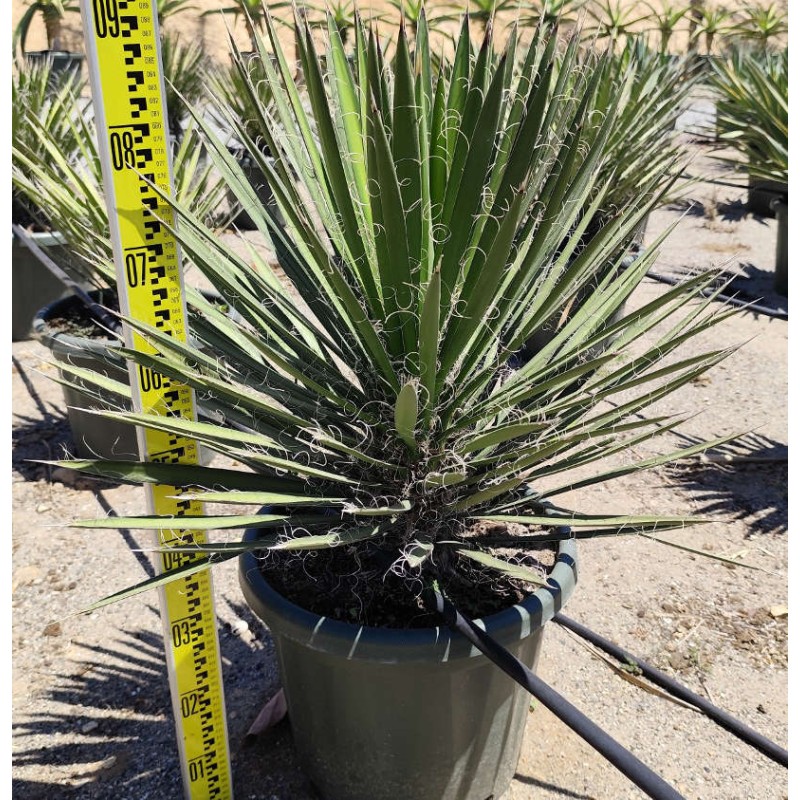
top-left (769, 605), bottom-right (788, 619)
top-left (246, 688), bottom-right (287, 738)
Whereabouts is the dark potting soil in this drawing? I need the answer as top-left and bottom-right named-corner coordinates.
top-left (43, 291), bottom-right (121, 340)
top-left (256, 521), bottom-right (558, 629)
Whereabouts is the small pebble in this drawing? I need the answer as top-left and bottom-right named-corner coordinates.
top-left (81, 720), bottom-right (99, 734)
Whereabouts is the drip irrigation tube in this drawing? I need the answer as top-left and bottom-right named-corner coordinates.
top-left (646, 270), bottom-right (788, 320)
top-left (425, 589), bottom-right (686, 800)
top-left (553, 613), bottom-right (788, 768)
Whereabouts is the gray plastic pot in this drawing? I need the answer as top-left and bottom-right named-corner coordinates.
top-left (12, 230), bottom-right (73, 341)
top-left (33, 290), bottom-right (140, 460)
top-left (771, 197), bottom-right (787, 297)
top-left (239, 528), bottom-right (578, 800)
top-left (33, 290), bottom-right (220, 462)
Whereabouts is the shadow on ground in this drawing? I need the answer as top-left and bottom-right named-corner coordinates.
top-left (12, 600), bottom-right (316, 799)
top-left (667, 433), bottom-right (788, 536)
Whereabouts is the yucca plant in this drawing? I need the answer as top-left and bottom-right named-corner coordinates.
top-left (386, 0), bottom-right (452, 37)
top-left (516, 36), bottom-right (698, 360)
top-left (13, 0), bottom-right (80, 54)
top-left (690, 4), bottom-right (733, 54)
top-left (12, 98), bottom-right (232, 287)
top-left (643, 0), bottom-right (690, 53)
top-left (710, 46), bottom-right (788, 186)
top-left (51, 13), bottom-right (742, 797)
top-left (161, 33), bottom-right (210, 139)
top-left (581, 37), bottom-right (697, 229)
top-left (584, 0), bottom-right (650, 47)
top-left (519, 0), bottom-right (583, 30)
top-left (728, 2), bottom-right (788, 51)
top-left (201, 0), bottom-right (292, 50)
top-left (59, 11), bottom-right (736, 618)
top-left (11, 55), bottom-right (87, 228)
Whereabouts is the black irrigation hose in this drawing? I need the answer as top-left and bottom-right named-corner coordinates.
top-left (675, 171), bottom-right (752, 193)
top-left (646, 270), bottom-right (788, 320)
top-left (553, 613), bottom-right (789, 768)
top-left (425, 589), bottom-right (686, 800)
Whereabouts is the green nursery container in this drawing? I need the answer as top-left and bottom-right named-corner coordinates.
top-left (240, 526), bottom-right (578, 800)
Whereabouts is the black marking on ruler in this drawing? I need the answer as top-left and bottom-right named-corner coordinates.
top-left (135, 148), bottom-right (153, 168)
top-left (122, 42), bottom-right (142, 64)
top-left (151, 446), bottom-right (188, 463)
top-left (120, 15), bottom-right (139, 38)
top-left (109, 122), bottom-right (150, 141)
top-left (139, 173), bottom-right (156, 193)
top-left (154, 308), bottom-right (172, 328)
top-left (143, 218), bottom-right (161, 240)
top-left (129, 97), bottom-right (147, 118)
top-left (126, 70), bottom-right (145, 91)
top-left (151, 287), bottom-right (168, 305)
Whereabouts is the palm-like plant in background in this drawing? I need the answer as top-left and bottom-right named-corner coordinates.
top-left (584, 0), bottom-right (650, 47)
top-left (710, 46), bottom-right (788, 186)
top-left (690, 5), bottom-right (733, 55)
top-left (11, 56), bottom-right (87, 229)
top-left (161, 34), bottom-right (210, 139)
top-left (518, 36), bottom-right (698, 361)
top-left (728, 2), bottom-right (788, 51)
top-left (644, 0), bottom-right (690, 54)
top-left (12, 92), bottom-right (231, 288)
top-left (60, 15), bottom-right (736, 618)
top-left (13, 0), bottom-right (80, 54)
top-left (519, 0), bottom-right (583, 30)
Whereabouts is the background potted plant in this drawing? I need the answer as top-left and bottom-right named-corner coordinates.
top-left (12, 68), bottom-right (232, 456)
top-left (709, 45), bottom-right (787, 295)
top-left (583, 0), bottom-right (650, 47)
top-left (207, 42), bottom-right (285, 231)
top-left (14, 0), bottom-right (83, 81)
top-left (643, 0), bottom-right (690, 54)
top-left (57, 13), bottom-right (740, 800)
top-left (710, 46), bottom-right (787, 216)
top-left (11, 56), bottom-right (89, 341)
top-left (689, 3), bottom-right (733, 70)
top-left (520, 36), bottom-right (698, 361)
top-left (728, 1), bottom-right (788, 52)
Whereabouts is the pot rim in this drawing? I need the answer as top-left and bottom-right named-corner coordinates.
top-left (32, 288), bottom-right (122, 354)
top-left (240, 524), bottom-right (578, 663)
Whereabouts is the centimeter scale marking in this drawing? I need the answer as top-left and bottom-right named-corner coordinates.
top-left (78, 1), bottom-right (233, 797)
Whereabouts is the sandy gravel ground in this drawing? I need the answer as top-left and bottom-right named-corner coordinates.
top-left (9, 47), bottom-right (788, 800)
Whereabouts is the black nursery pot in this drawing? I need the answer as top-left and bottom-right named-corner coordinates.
top-left (747, 176), bottom-right (788, 219)
top-left (33, 290), bottom-right (222, 462)
top-left (240, 525), bottom-right (578, 800)
top-left (226, 146), bottom-right (285, 231)
top-left (33, 290), bottom-right (140, 460)
top-left (11, 229), bottom-right (74, 341)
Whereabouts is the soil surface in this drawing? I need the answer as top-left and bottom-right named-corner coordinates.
top-left (10, 101), bottom-right (788, 800)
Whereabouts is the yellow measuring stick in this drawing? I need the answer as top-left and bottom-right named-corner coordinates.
top-left (78, 1), bottom-right (233, 796)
